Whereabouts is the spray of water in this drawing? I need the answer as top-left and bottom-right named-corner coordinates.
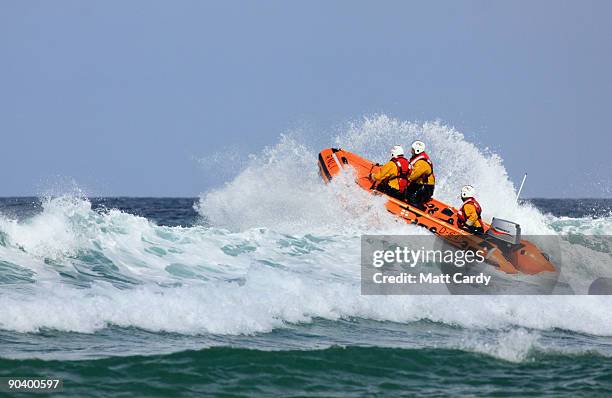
top-left (0, 115), bottom-right (610, 362)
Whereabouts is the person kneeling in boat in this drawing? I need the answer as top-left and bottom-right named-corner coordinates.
top-left (404, 140), bottom-right (435, 209)
top-left (457, 185), bottom-right (485, 235)
top-left (368, 145), bottom-right (409, 201)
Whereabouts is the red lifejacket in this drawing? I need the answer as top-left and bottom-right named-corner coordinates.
top-left (458, 197), bottom-right (482, 224)
top-left (408, 152), bottom-right (435, 178)
top-left (390, 156), bottom-right (410, 193)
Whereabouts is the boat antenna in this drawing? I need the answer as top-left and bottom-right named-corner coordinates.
top-left (516, 173), bottom-right (527, 202)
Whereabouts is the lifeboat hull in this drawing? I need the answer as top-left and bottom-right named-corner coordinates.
top-left (318, 148), bottom-right (555, 275)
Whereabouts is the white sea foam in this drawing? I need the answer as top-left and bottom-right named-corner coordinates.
top-left (0, 116), bottom-right (610, 358)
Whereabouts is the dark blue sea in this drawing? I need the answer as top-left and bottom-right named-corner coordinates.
top-left (0, 196), bottom-right (610, 397)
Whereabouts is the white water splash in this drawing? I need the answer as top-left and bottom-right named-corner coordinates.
top-left (0, 116), bottom-right (610, 363)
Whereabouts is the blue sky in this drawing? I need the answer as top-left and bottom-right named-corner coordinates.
top-left (1, 0), bottom-right (610, 197)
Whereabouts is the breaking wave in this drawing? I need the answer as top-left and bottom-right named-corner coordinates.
top-left (0, 115), bottom-right (610, 362)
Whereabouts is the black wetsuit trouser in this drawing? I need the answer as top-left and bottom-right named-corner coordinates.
top-left (405, 183), bottom-right (434, 209)
top-left (376, 184), bottom-right (404, 201)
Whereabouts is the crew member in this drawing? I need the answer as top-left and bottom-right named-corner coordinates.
top-left (457, 185), bottom-right (484, 234)
top-left (368, 145), bottom-right (409, 201)
top-left (404, 140), bottom-right (435, 209)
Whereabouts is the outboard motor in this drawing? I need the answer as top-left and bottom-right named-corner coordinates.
top-left (486, 217), bottom-right (521, 248)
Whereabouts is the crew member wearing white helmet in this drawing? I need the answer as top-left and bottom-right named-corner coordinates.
top-left (457, 185), bottom-right (484, 234)
top-left (404, 140), bottom-right (436, 209)
top-left (368, 145), bottom-right (410, 201)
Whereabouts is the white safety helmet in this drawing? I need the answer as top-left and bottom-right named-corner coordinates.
top-left (411, 140), bottom-right (426, 155)
top-left (461, 185), bottom-right (476, 199)
top-left (390, 145), bottom-right (404, 158)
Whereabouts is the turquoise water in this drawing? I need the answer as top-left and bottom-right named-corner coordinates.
top-left (1, 120), bottom-right (611, 396)
top-left (0, 196), bottom-right (610, 397)
top-left (3, 346), bottom-right (611, 397)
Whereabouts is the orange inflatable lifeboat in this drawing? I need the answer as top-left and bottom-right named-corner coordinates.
top-left (318, 148), bottom-right (556, 275)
